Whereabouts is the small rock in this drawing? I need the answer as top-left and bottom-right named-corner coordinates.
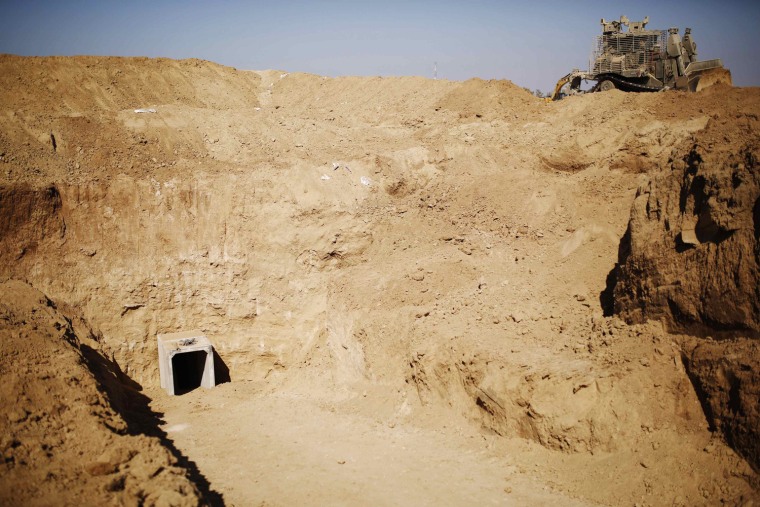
top-left (86, 461), bottom-right (118, 476)
top-left (8, 410), bottom-right (28, 423)
top-left (104, 475), bottom-right (126, 492)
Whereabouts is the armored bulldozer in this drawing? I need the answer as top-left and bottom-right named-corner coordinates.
top-left (551, 16), bottom-right (732, 100)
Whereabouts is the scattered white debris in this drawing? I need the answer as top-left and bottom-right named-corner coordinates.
top-left (332, 162), bottom-right (352, 173)
top-left (321, 174), bottom-right (331, 181)
top-left (280, 73), bottom-right (289, 79)
top-left (164, 423), bottom-right (189, 433)
top-left (134, 108), bottom-right (156, 113)
top-left (360, 176), bottom-right (372, 186)
top-left (254, 107), bottom-right (261, 111)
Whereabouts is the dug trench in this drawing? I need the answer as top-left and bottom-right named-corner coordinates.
top-left (1, 55), bottom-right (759, 505)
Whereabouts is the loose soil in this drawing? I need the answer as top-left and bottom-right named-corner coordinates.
top-left (1, 54), bottom-right (759, 506)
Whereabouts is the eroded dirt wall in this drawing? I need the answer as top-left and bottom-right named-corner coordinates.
top-left (0, 184), bottom-right (65, 263)
top-left (614, 124), bottom-right (760, 333)
top-left (0, 175), bottom-right (360, 384)
top-left (682, 337), bottom-right (760, 471)
top-left (613, 116), bottom-right (760, 469)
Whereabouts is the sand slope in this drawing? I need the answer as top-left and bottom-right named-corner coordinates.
top-left (1, 55), bottom-right (759, 505)
top-left (0, 280), bottom-right (205, 506)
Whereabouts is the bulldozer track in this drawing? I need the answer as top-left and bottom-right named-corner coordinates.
top-left (593, 74), bottom-right (663, 93)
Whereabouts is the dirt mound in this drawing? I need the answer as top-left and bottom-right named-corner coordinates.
top-left (0, 54), bottom-right (261, 185)
top-left (436, 77), bottom-right (541, 120)
top-left (265, 72), bottom-right (452, 120)
top-left (2, 54), bottom-right (760, 504)
top-left (0, 279), bottom-right (204, 506)
top-left (407, 319), bottom-right (707, 454)
top-left (0, 55), bottom-right (260, 113)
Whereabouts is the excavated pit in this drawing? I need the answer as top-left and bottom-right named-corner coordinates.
top-left (1, 55), bottom-right (759, 505)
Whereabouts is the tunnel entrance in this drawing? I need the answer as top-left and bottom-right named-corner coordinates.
top-left (157, 331), bottom-right (216, 396)
top-left (172, 350), bottom-right (208, 395)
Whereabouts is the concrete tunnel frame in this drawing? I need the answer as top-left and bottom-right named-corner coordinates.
top-left (158, 330), bottom-right (215, 395)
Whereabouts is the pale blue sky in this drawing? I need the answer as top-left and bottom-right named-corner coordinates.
top-left (1, 0), bottom-right (758, 91)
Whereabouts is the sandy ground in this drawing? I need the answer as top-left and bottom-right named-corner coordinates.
top-left (153, 383), bottom-right (592, 506)
top-left (148, 321), bottom-right (755, 507)
top-left (1, 55), bottom-right (759, 505)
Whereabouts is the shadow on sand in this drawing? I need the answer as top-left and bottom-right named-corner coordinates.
top-left (80, 343), bottom-right (227, 506)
